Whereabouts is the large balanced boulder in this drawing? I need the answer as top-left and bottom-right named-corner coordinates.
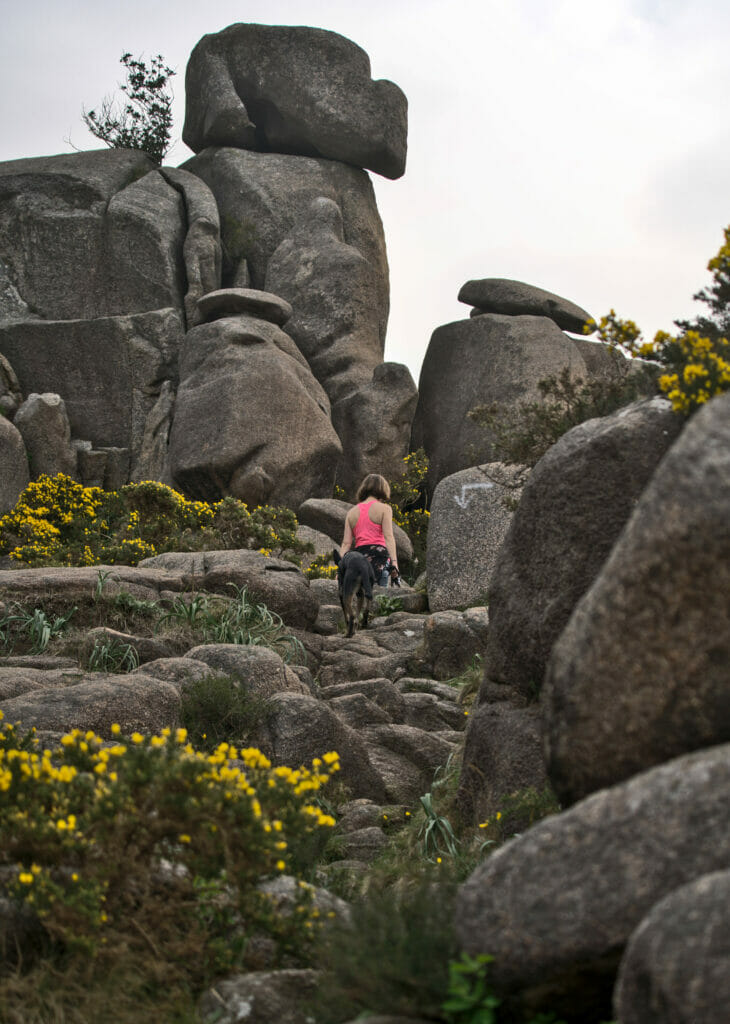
top-left (1, 310), bottom-right (183, 478)
top-left (483, 397), bottom-right (681, 700)
top-left (411, 314), bottom-right (590, 493)
top-left (183, 24), bottom-right (407, 179)
top-left (167, 312), bottom-right (341, 508)
top-left (427, 463), bottom-right (526, 612)
top-left (613, 870), bottom-right (730, 1024)
top-left (0, 415), bottom-right (29, 511)
top-left (459, 278), bottom-right (593, 334)
top-left (544, 391), bottom-right (730, 805)
top-left (455, 744), bottom-right (730, 1021)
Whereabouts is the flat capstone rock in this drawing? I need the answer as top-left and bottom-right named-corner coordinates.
top-left (196, 288), bottom-right (293, 326)
top-left (458, 278), bottom-right (594, 334)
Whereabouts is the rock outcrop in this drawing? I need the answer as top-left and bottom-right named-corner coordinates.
top-left (0, 25), bottom-right (413, 501)
top-left (482, 397), bottom-right (681, 700)
top-left (544, 390), bottom-right (730, 805)
top-left (426, 462), bottom-right (526, 613)
top-left (613, 871), bottom-right (730, 1024)
top-left (183, 24), bottom-right (408, 179)
top-left (1, 310), bottom-right (183, 480)
top-left (13, 392), bottom-right (77, 479)
top-left (167, 304), bottom-right (341, 507)
top-left (411, 314), bottom-right (591, 493)
top-left (0, 413), bottom-right (30, 511)
top-left (455, 744), bottom-right (730, 1020)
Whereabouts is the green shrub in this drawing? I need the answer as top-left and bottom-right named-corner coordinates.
top-left (304, 552), bottom-right (338, 580)
top-left (82, 52), bottom-right (175, 165)
top-left (391, 448), bottom-right (431, 572)
top-left (468, 366), bottom-right (658, 468)
top-left (375, 595), bottom-right (404, 616)
top-left (316, 868), bottom-right (459, 1022)
top-left (476, 785), bottom-right (561, 843)
top-left (180, 673), bottom-right (271, 751)
top-left (593, 316), bottom-right (730, 416)
top-left (0, 712), bottom-right (340, 1020)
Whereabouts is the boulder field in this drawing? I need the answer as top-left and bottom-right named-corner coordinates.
top-left (1, 18), bottom-right (728, 1024)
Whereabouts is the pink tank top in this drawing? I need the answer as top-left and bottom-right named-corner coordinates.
top-left (353, 500), bottom-right (386, 547)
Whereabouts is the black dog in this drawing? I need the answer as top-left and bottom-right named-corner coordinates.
top-left (333, 549), bottom-right (376, 638)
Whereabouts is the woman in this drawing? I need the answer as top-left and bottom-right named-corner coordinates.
top-left (340, 473), bottom-right (400, 586)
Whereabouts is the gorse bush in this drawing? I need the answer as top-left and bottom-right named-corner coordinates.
top-left (586, 225), bottom-right (730, 415)
top-left (588, 311), bottom-right (730, 416)
top-left (390, 447), bottom-right (430, 571)
top-left (0, 711), bottom-right (340, 1020)
top-left (0, 475), bottom-right (310, 568)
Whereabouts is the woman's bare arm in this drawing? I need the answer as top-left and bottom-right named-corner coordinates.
top-left (381, 505), bottom-right (398, 569)
top-left (340, 510), bottom-right (355, 554)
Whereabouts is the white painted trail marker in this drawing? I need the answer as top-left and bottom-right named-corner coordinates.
top-left (453, 481), bottom-right (494, 509)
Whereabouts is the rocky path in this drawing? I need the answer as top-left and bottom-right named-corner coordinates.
top-left (0, 558), bottom-right (490, 873)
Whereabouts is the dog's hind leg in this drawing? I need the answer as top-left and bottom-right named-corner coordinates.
top-left (355, 591), bottom-right (366, 633)
top-left (343, 592), bottom-right (356, 638)
top-left (361, 595), bottom-right (372, 630)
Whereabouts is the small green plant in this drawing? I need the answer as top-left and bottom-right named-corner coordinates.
top-left (0, 604), bottom-right (76, 654)
top-left (442, 953), bottom-right (500, 1024)
top-left (453, 654), bottom-right (484, 708)
top-left (82, 52), bottom-right (175, 165)
top-left (198, 584), bottom-right (304, 663)
top-left (419, 790), bottom-right (459, 861)
top-left (155, 593), bottom-right (211, 630)
top-left (180, 673), bottom-right (270, 751)
top-left (87, 637), bottom-right (139, 673)
top-left (112, 590), bottom-right (159, 617)
top-left (376, 595), bottom-right (404, 616)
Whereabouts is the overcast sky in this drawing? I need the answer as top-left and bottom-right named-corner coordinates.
top-left (3, 0), bottom-right (730, 383)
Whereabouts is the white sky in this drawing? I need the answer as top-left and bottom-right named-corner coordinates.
top-left (3, 0), bottom-right (730, 384)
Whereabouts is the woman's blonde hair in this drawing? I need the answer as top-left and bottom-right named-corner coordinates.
top-left (356, 473), bottom-right (391, 503)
